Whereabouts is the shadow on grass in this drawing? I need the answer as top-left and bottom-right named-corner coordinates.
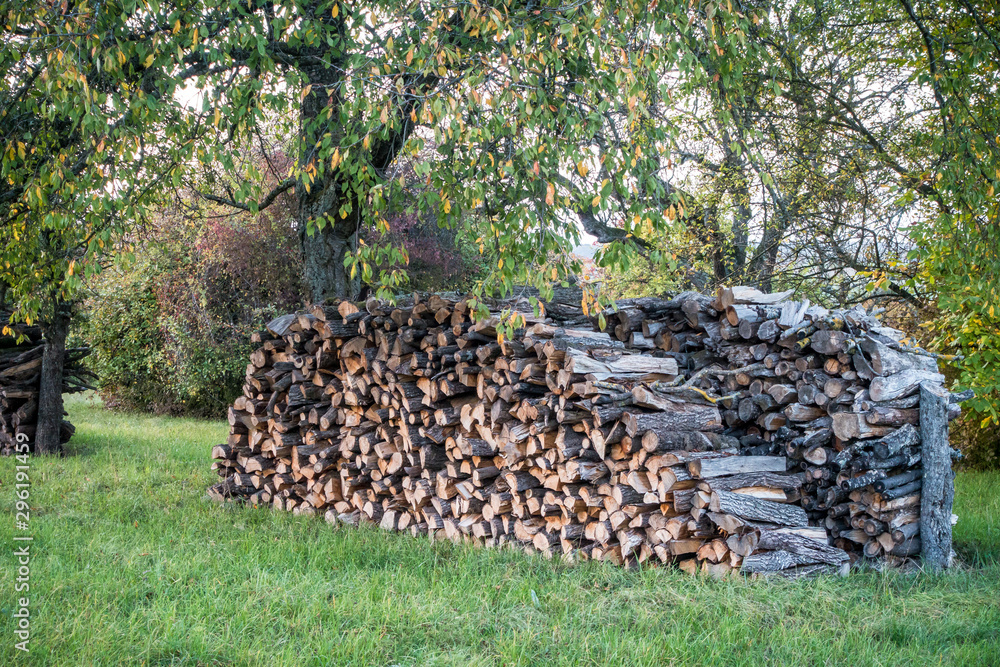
top-left (955, 539), bottom-right (1000, 568)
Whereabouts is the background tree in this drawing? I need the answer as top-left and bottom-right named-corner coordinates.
top-left (608, 0), bottom-right (928, 304)
top-left (1, 0), bottom-right (200, 452)
top-left (601, 0), bottom-right (999, 441)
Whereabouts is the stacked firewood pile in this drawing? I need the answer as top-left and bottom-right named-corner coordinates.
top-left (209, 287), bottom-right (959, 576)
top-left (0, 313), bottom-right (94, 453)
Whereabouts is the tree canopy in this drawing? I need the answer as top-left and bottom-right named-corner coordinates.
top-left (0, 0), bottom-right (201, 323)
top-left (176, 0), bottom-right (766, 311)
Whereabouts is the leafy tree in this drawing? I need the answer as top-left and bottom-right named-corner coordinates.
top-left (1, 0), bottom-right (198, 452)
top-left (4, 0), bottom-right (767, 439)
top-left (612, 0), bottom-right (931, 303)
top-left (883, 0), bottom-right (1000, 423)
top-left (178, 0), bottom-right (761, 313)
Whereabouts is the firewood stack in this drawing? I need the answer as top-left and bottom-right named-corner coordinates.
top-left (0, 313), bottom-right (95, 453)
top-left (209, 286), bottom-right (959, 576)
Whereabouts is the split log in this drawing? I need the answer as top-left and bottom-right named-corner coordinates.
top-left (688, 456), bottom-right (787, 478)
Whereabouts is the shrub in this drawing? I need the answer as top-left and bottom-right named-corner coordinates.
top-left (85, 264), bottom-right (172, 412)
top-left (85, 204), bottom-right (304, 417)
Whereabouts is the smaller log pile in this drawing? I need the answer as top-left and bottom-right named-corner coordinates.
top-left (209, 286), bottom-right (959, 576)
top-left (0, 313), bottom-right (94, 453)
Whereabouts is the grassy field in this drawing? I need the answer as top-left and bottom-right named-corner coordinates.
top-left (1, 395), bottom-right (998, 666)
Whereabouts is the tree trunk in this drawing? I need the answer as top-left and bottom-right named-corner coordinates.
top-left (35, 308), bottom-right (69, 455)
top-left (299, 207), bottom-right (359, 304)
top-left (296, 16), bottom-right (360, 304)
top-left (293, 11), bottom-right (432, 303)
top-left (729, 164), bottom-right (751, 277)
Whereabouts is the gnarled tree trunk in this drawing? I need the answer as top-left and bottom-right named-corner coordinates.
top-left (299, 197), bottom-right (360, 303)
top-left (296, 29), bottom-right (362, 304)
top-left (293, 12), bottom-right (432, 303)
top-left (35, 308), bottom-right (69, 455)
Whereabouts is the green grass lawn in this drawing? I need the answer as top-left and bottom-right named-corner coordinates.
top-left (1, 394), bottom-right (999, 666)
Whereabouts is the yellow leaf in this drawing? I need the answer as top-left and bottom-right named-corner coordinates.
top-left (545, 182), bottom-right (555, 206)
top-left (330, 148), bottom-right (341, 169)
top-left (443, 198), bottom-right (451, 213)
top-left (173, 19), bottom-right (181, 34)
top-left (498, 258), bottom-right (504, 269)
top-left (143, 53), bottom-right (154, 68)
top-left (577, 161), bottom-right (589, 177)
top-left (331, 3), bottom-right (339, 17)
top-left (406, 47), bottom-right (414, 66)
top-left (300, 84), bottom-right (312, 101)
top-left (591, 194), bottom-right (601, 207)
top-left (213, 107), bottom-right (221, 127)
top-left (380, 106), bottom-right (388, 124)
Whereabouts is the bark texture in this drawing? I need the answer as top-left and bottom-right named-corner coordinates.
top-left (35, 309), bottom-right (69, 455)
top-left (919, 381), bottom-right (953, 571)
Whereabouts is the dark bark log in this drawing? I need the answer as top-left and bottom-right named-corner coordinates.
top-left (623, 403), bottom-right (722, 436)
top-left (873, 469), bottom-right (922, 494)
top-left (35, 309), bottom-right (70, 455)
top-left (756, 530), bottom-right (850, 567)
top-left (872, 424), bottom-right (921, 459)
top-left (879, 479), bottom-right (922, 502)
top-left (710, 490), bottom-right (808, 526)
top-left (700, 471), bottom-right (803, 492)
